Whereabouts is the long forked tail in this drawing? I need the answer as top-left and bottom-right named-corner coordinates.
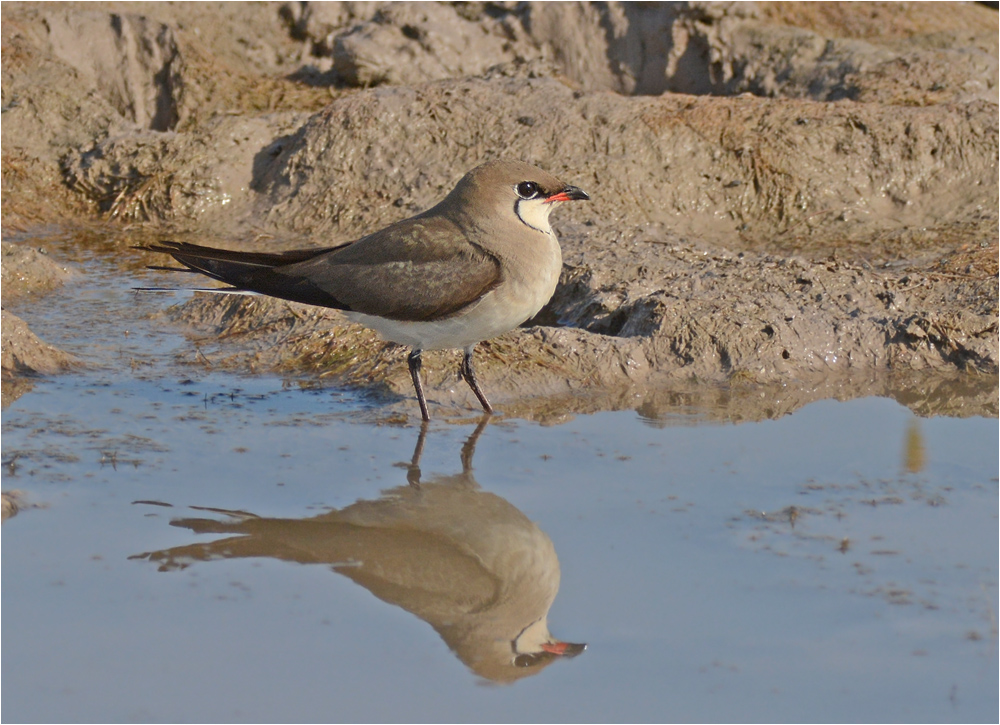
top-left (137, 240), bottom-right (349, 308)
top-left (139, 241), bottom-right (329, 286)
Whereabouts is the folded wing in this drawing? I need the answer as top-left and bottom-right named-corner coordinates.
top-left (144, 216), bottom-right (502, 322)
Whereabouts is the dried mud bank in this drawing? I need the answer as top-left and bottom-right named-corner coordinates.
top-left (165, 240), bottom-right (997, 422)
top-left (1, 243), bottom-right (77, 407)
top-left (2, 2), bottom-right (997, 419)
top-left (63, 77), bottom-right (999, 251)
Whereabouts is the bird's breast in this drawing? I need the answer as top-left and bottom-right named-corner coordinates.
top-left (501, 229), bottom-right (563, 319)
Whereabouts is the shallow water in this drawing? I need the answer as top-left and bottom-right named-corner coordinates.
top-left (2, 242), bottom-right (998, 722)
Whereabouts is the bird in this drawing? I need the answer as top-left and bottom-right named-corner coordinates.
top-left (141, 160), bottom-right (589, 420)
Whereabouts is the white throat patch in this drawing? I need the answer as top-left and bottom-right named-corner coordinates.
top-left (514, 198), bottom-right (555, 235)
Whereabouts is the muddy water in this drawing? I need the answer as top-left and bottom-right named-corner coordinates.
top-left (2, 240), bottom-right (997, 722)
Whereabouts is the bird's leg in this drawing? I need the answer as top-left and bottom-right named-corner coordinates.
top-left (460, 346), bottom-right (494, 415)
top-left (408, 349), bottom-right (431, 422)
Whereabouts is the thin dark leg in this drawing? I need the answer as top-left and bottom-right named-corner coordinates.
top-left (408, 349), bottom-right (430, 422)
top-left (460, 347), bottom-right (493, 415)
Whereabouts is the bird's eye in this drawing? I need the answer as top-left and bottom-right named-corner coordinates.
top-left (515, 181), bottom-right (541, 199)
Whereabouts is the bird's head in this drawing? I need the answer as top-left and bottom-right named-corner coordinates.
top-left (442, 160), bottom-right (590, 235)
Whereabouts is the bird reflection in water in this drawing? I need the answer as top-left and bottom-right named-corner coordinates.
top-left (131, 418), bottom-right (585, 682)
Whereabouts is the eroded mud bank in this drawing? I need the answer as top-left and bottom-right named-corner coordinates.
top-left (2, 1), bottom-right (997, 418)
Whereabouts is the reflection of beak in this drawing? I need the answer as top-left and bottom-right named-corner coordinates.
top-left (513, 641), bottom-right (588, 668)
top-left (545, 185), bottom-right (590, 203)
top-left (541, 641), bottom-right (588, 657)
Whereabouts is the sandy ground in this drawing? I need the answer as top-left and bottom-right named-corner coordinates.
top-left (2, 1), bottom-right (997, 418)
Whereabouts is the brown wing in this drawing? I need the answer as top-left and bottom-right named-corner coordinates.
top-left (144, 217), bottom-right (501, 322)
top-left (277, 215), bottom-right (502, 321)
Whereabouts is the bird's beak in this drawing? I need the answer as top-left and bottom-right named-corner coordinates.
top-left (541, 641), bottom-right (588, 657)
top-left (545, 185), bottom-right (590, 203)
